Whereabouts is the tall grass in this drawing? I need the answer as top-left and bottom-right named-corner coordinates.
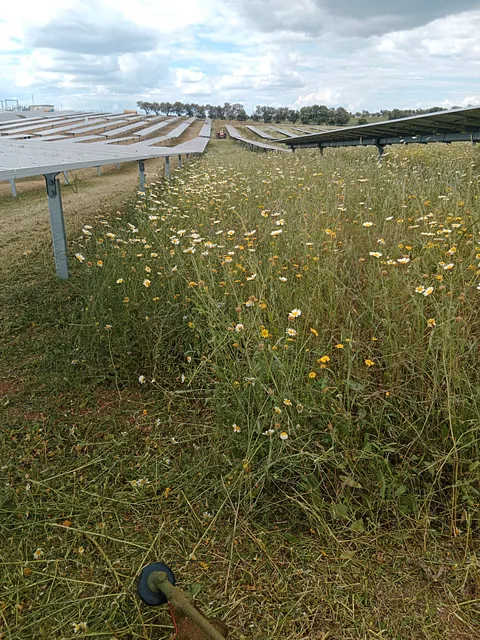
top-left (72, 142), bottom-right (480, 537)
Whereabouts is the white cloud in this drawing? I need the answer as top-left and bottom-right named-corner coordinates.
top-left (0, 0), bottom-right (479, 112)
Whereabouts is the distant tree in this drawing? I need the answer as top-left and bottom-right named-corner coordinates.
top-left (164, 102), bottom-right (173, 115)
top-left (183, 103), bottom-right (194, 117)
top-left (275, 107), bottom-right (289, 123)
top-left (287, 109), bottom-right (299, 123)
top-left (331, 107), bottom-right (351, 126)
top-left (151, 101), bottom-right (161, 115)
top-left (357, 117), bottom-right (368, 125)
top-left (172, 101), bottom-right (184, 116)
top-left (299, 106), bottom-right (311, 124)
top-left (137, 101), bottom-right (150, 114)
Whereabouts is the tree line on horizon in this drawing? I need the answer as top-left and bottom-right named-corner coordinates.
top-left (136, 100), bottom-right (453, 125)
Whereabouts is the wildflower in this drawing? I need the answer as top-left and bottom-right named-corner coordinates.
top-left (369, 252), bottom-right (382, 258)
top-left (246, 273), bottom-right (257, 281)
top-left (397, 257), bottom-right (410, 264)
top-left (279, 432), bottom-right (289, 440)
top-left (415, 286), bottom-right (425, 294)
top-left (72, 622), bottom-right (87, 634)
top-left (423, 287), bottom-right (434, 297)
top-left (365, 359), bottom-right (375, 367)
top-left (96, 260), bottom-right (103, 268)
top-left (270, 229), bottom-right (283, 237)
top-left (274, 406), bottom-right (282, 414)
top-left (224, 256), bottom-right (233, 263)
top-left (105, 324), bottom-right (112, 331)
top-left (288, 308), bottom-right (302, 321)
top-left (139, 375), bottom-right (146, 384)
top-left (286, 328), bottom-right (297, 337)
top-left (443, 263), bottom-right (454, 270)
top-left (363, 222), bottom-right (374, 228)
top-left (283, 399), bottom-right (292, 406)
top-left (33, 548), bottom-right (44, 560)
top-left (261, 328), bottom-right (269, 338)
top-left (75, 253), bottom-right (85, 262)
top-left (235, 323), bottom-right (244, 332)
top-left (335, 343), bottom-right (344, 349)
top-left (308, 371), bottom-right (317, 379)
top-left (263, 428), bottom-right (275, 436)
top-left (427, 318), bottom-right (436, 328)
top-left (143, 279), bottom-right (151, 288)
top-left (233, 424), bottom-right (241, 433)
top-left (145, 266), bottom-right (152, 273)
top-left (296, 404), bottom-right (304, 413)
top-left (116, 278), bottom-right (124, 284)
top-left (318, 355), bottom-right (330, 364)
top-left (171, 237), bottom-right (180, 245)
top-left (279, 276), bottom-right (288, 282)
top-left (186, 356), bottom-right (192, 363)
top-left (310, 328), bottom-right (318, 337)
top-left (245, 300), bottom-right (255, 308)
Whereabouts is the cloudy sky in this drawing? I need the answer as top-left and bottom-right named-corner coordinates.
top-left (1, 0), bottom-right (479, 113)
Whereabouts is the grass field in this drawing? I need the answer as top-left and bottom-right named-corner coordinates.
top-left (1, 136), bottom-right (479, 639)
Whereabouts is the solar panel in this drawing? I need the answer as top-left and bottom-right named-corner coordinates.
top-left (226, 125), bottom-right (291, 152)
top-left (245, 125), bottom-right (276, 140)
top-left (281, 106), bottom-right (480, 150)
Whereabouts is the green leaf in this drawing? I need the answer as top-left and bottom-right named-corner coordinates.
top-left (334, 503), bottom-right (350, 520)
top-left (345, 380), bottom-right (364, 392)
top-left (189, 583), bottom-right (202, 598)
top-left (350, 519), bottom-right (365, 533)
top-left (340, 475), bottom-right (362, 489)
top-left (395, 485), bottom-right (408, 497)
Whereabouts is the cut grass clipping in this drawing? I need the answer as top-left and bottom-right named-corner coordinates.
top-left (1, 141), bottom-right (479, 639)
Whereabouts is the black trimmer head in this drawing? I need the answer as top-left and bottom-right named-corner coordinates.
top-left (137, 561), bottom-right (176, 606)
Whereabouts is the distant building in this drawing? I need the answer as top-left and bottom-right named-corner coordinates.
top-left (30, 105), bottom-right (54, 112)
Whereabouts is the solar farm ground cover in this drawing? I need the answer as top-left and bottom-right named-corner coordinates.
top-left (1, 134), bottom-right (479, 639)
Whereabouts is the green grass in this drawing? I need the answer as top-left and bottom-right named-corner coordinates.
top-left (1, 140), bottom-right (479, 639)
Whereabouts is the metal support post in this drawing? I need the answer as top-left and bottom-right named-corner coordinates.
top-left (45, 173), bottom-right (68, 279)
top-left (10, 179), bottom-right (17, 198)
top-left (63, 171), bottom-right (69, 184)
top-left (138, 160), bottom-right (146, 192)
top-left (165, 156), bottom-right (170, 180)
top-left (116, 163), bottom-right (120, 169)
top-left (178, 155), bottom-right (182, 168)
top-left (376, 144), bottom-right (385, 162)
top-left (97, 166), bottom-right (101, 176)
top-left (318, 146), bottom-right (324, 156)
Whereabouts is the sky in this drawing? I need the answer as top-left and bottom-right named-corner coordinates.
top-left (1, 0), bottom-right (479, 113)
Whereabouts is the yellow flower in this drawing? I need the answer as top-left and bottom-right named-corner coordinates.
top-left (286, 328), bottom-right (297, 337)
top-left (33, 548), bottom-right (44, 560)
top-left (261, 328), bottom-right (269, 338)
top-left (96, 260), bottom-right (103, 268)
top-left (369, 252), bottom-right (382, 258)
top-left (116, 278), bottom-right (124, 284)
top-left (143, 279), bottom-right (151, 287)
top-left (335, 343), bottom-right (344, 349)
top-left (75, 253), bottom-right (85, 262)
top-left (364, 359), bottom-right (375, 367)
top-left (274, 406), bottom-right (282, 414)
top-left (318, 355), bottom-right (330, 364)
top-left (363, 222), bottom-right (374, 228)
top-left (415, 286), bottom-right (425, 294)
top-left (308, 371), bottom-right (317, 379)
top-left (397, 257), bottom-right (410, 264)
top-left (427, 318), bottom-right (436, 328)
top-left (310, 328), bottom-right (318, 336)
top-left (232, 424), bottom-right (241, 433)
top-left (423, 286), bottom-right (434, 297)
top-left (279, 432), bottom-right (289, 440)
top-left (283, 399), bottom-right (292, 406)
